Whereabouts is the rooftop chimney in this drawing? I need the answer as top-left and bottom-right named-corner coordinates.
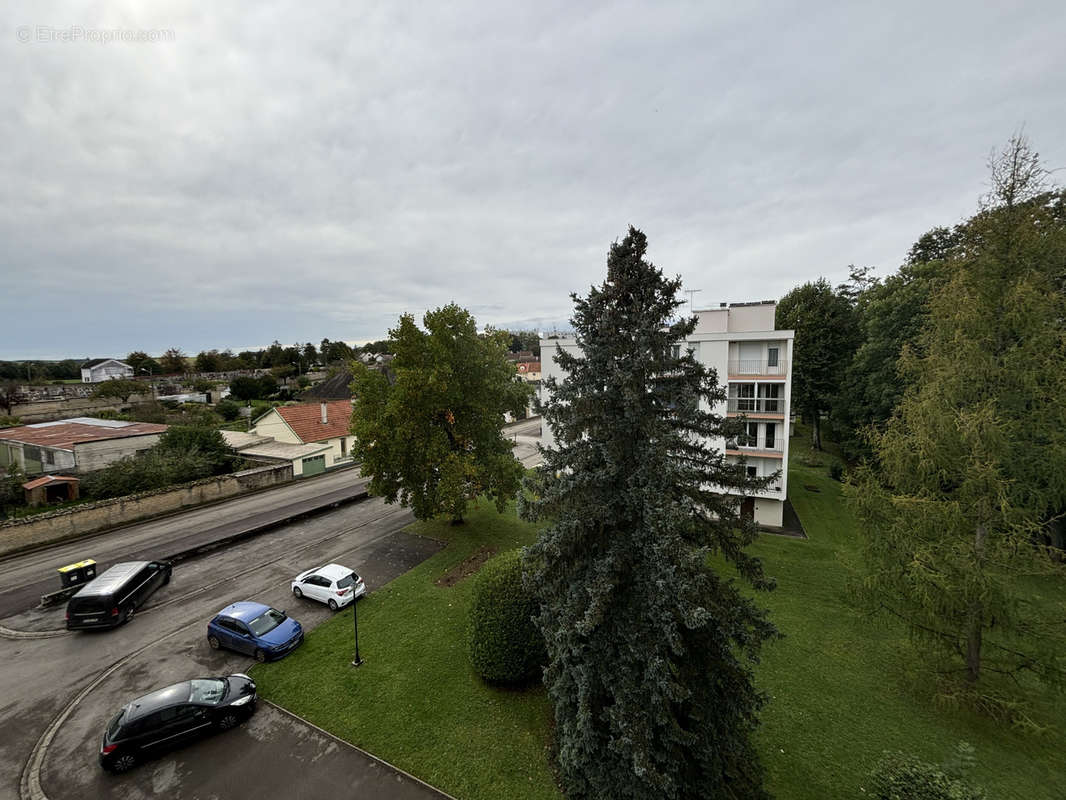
top-left (321, 402), bottom-right (328, 425)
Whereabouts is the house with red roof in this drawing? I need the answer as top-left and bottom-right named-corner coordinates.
top-left (249, 400), bottom-right (354, 476)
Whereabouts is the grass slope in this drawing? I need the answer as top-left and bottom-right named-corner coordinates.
top-left (251, 505), bottom-right (560, 800)
top-left (256, 430), bottom-right (1066, 799)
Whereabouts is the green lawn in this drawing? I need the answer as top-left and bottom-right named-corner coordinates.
top-left (251, 505), bottom-right (560, 800)
top-left (255, 431), bottom-right (1066, 799)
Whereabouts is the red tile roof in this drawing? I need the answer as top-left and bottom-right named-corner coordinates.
top-left (274, 401), bottom-right (352, 444)
top-left (0, 419), bottom-right (168, 451)
top-left (22, 475), bottom-right (79, 490)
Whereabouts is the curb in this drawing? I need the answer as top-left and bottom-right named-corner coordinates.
top-left (261, 699), bottom-right (459, 800)
top-left (0, 463), bottom-right (363, 563)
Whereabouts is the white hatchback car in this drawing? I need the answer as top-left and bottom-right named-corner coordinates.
top-left (290, 564), bottom-right (366, 611)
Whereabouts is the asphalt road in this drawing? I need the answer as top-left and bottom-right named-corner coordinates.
top-left (0, 493), bottom-right (453, 800)
top-left (0, 467), bottom-right (370, 619)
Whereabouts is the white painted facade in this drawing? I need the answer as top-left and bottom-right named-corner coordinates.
top-left (539, 301), bottom-right (794, 527)
top-left (80, 359), bottom-right (134, 383)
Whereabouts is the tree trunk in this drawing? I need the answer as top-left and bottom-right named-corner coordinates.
top-left (811, 413), bottom-right (822, 451)
top-left (966, 524), bottom-right (989, 684)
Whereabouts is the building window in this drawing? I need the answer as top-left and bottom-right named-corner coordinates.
top-left (767, 347), bottom-right (779, 368)
top-left (765, 422), bottom-right (776, 449)
top-left (670, 344), bottom-right (681, 360)
top-left (740, 422), bottom-right (758, 447)
top-left (747, 466), bottom-right (758, 479)
top-left (341, 437), bottom-right (347, 456)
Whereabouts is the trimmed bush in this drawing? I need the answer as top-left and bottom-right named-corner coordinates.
top-left (870, 743), bottom-right (986, 800)
top-left (216, 399), bottom-right (241, 421)
top-left (468, 549), bottom-right (545, 684)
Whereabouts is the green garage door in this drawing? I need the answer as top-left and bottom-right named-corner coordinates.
top-left (301, 455), bottom-right (326, 476)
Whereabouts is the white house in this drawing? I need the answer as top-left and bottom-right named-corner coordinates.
top-left (80, 359), bottom-right (134, 383)
top-left (250, 400), bottom-right (355, 476)
top-left (540, 301), bottom-right (794, 528)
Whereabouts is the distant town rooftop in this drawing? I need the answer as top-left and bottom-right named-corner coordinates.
top-left (0, 418), bottom-right (168, 451)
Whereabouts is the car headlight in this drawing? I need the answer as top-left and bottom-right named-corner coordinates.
top-left (230, 694), bottom-right (254, 706)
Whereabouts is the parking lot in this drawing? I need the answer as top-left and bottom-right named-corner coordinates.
top-left (0, 495), bottom-right (450, 800)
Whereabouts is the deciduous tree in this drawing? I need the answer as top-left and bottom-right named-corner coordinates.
top-left (351, 304), bottom-right (531, 522)
top-left (159, 348), bottom-right (188, 375)
top-left (93, 379), bottom-right (143, 404)
top-left (777, 278), bottom-right (858, 449)
top-left (521, 227), bottom-right (777, 800)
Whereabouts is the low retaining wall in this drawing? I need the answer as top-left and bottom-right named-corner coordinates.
top-left (0, 463), bottom-right (293, 557)
top-left (9, 394), bottom-right (154, 423)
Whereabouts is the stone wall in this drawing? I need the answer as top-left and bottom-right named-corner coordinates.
top-left (0, 463), bottom-right (293, 557)
top-left (9, 394), bottom-right (154, 423)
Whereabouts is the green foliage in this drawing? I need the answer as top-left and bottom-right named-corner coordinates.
top-left (777, 278), bottom-right (858, 450)
top-left (0, 380), bottom-right (21, 414)
top-left (0, 415), bottom-right (20, 427)
top-left (850, 136), bottom-right (1066, 688)
top-left (215, 399), bottom-right (241, 421)
top-left (158, 425), bottom-right (232, 472)
top-left (522, 227), bottom-right (776, 800)
top-left (829, 462), bottom-right (844, 482)
top-left (0, 462), bottom-right (26, 518)
top-left (351, 304), bottom-right (531, 522)
top-left (192, 378), bottom-right (215, 393)
top-left (870, 743), bottom-right (986, 800)
top-left (228, 375), bottom-right (261, 401)
top-left (128, 401), bottom-right (166, 424)
top-left (92, 379), bottom-right (143, 403)
top-left (258, 374), bottom-right (279, 397)
top-left (468, 550), bottom-right (545, 683)
top-left (506, 329), bottom-right (541, 357)
top-left (80, 448), bottom-right (216, 499)
top-left (159, 348), bottom-right (188, 375)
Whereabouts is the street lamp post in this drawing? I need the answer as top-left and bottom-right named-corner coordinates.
top-left (351, 599), bottom-right (363, 667)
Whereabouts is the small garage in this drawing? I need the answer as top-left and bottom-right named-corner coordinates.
top-left (300, 455), bottom-right (326, 477)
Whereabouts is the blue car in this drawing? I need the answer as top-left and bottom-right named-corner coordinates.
top-left (207, 602), bottom-right (303, 663)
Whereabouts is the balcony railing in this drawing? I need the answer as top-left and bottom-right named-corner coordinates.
top-left (726, 439), bottom-right (784, 454)
top-left (726, 397), bottom-right (784, 414)
top-left (728, 359), bottom-right (788, 376)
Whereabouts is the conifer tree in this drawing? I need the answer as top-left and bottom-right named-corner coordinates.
top-left (521, 227), bottom-right (777, 800)
top-left (851, 136), bottom-right (1066, 688)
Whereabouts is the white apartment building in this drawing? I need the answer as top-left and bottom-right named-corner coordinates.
top-left (540, 300), bottom-right (794, 527)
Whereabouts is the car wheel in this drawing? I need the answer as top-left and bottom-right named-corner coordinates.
top-left (254, 648), bottom-right (267, 663)
top-left (124, 606), bottom-right (135, 625)
top-left (218, 712), bottom-right (239, 731)
top-left (110, 752), bottom-right (137, 773)
top-left (328, 599), bottom-right (338, 611)
top-left (293, 586), bottom-right (303, 599)
top-left (208, 635), bottom-right (220, 650)
top-left (162, 571), bottom-right (171, 586)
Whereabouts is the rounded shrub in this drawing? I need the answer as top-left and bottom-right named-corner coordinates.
top-left (216, 399), bottom-right (241, 421)
top-left (468, 549), bottom-right (545, 684)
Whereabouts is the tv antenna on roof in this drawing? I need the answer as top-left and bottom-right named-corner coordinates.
top-left (685, 289), bottom-right (702, 313)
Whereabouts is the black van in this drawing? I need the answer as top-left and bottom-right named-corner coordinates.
top-left (66, 561), bottom-right (172, 630)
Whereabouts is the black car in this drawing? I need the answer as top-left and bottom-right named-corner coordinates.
top-left (67, 560), bottom-right (172, 630)
top-left (99, 674), bottom-right (257, 773)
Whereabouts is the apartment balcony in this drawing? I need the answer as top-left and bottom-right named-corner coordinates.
top-left (725, 440), bottom-right (784, 459)
top-left (725, 397), bottom-right (785, 416)
top-left (728, 359), bottom-right (788, 377)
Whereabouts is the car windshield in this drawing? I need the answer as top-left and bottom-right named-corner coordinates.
top-left (188, 679), bottom-right (226, 704)
top-left (107, 709), bottom-right (125, 739)
top-left (247, 609), bottom-right (286, 636)
top-left (336, 573), bottom-right (358, 589)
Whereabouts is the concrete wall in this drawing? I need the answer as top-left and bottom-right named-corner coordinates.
top-left (0, 463), bottom-right (292, 557)
top-left (73, 434), bottom-right (162, 473)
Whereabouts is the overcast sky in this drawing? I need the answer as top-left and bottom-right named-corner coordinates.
top-left (2, 1), bottom-right (1064, 359)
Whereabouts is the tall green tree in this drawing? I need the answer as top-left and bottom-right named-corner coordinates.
top-left (776, 278), bottom-right (858, 449)
top-left (159, 348), bottom-right (188, 375)
top-left (851, 136), bottom-right (1066, 687)
top-left (521, 227), bottom-right (777, 800)
top-left (351, 304), bottom-right (531, 522)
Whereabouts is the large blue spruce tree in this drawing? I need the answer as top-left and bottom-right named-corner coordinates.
top-left (521, 227), bottom-right (778, 799)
